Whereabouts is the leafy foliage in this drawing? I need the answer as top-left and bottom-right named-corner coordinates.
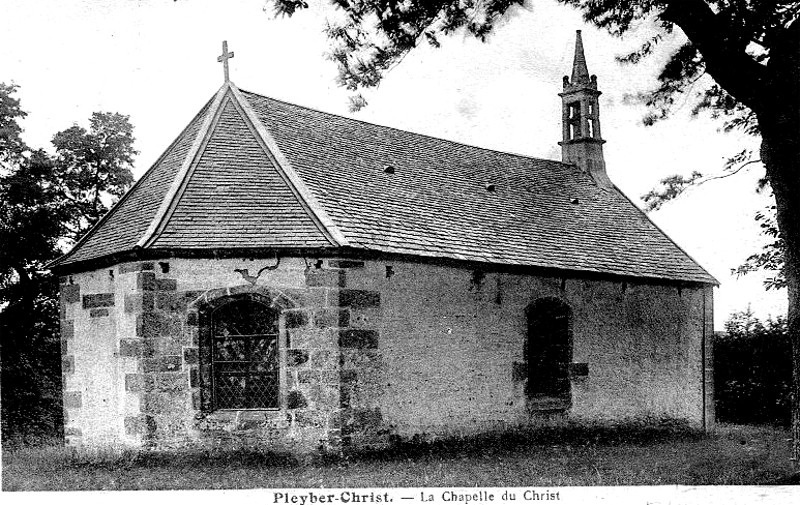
top-left (0, 150), bottom-right (66, 298)
top-left (641, 171), bottom-right (703, 212)
top-left (1, 90), bottom-right (136, 302)
top-left (51, 112), bottom-right (136, 240)
top-left (271, 0), bottom-right (525, 109)
top-left (269, 1), bottom-right (799, 120)
top-left (732, 205), bottom-right (786, 290)
top-left (0, 83), bottom-right (27, 168)
top-left (0, 277), bottom-right (62, 446)
top-left (640, 148), bottom-right (763, 210)
top-left (0, 83), bottom-right (136, 444)
top-left (716, 309), bottom-right (792, 426)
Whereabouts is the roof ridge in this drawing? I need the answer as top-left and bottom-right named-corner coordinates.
top-left (48, 94), bottom-right (218, 269)
top-left (231, 83), bottom-right (347, 247)
top-left (138, 83), bottom-right (230, 248)
top-left (239, 89), bottom-right (574, 168)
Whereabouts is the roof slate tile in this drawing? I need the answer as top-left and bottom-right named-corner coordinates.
top-left (151, 98), bottom-right (332, 249)
top-left (58, 97), bottom-right (215, 264)
top-left (54, 86), bottom-right (716, 284)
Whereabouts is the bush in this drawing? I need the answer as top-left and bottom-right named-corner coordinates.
top-left (714, 310), bottom-right (791, 426)
top-left (0, 276), bottom-right (64, 447)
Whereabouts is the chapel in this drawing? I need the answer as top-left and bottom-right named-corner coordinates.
top-left (52, 32), bottom-right (717, 452)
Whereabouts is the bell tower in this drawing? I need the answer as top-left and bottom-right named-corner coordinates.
top-left (559, 30), bottom-right (609, 187)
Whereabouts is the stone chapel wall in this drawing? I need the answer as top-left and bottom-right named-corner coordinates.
top-left (342, 260), bottom-right (711, 438)
top-left (60, 257), bottom-right (382, 451)
top-left (60, 267), bottom-right (125, 445)
top-left (60, 256), bottom-right (712, 451)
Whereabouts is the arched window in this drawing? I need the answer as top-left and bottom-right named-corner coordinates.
top-left (210, 298), bottom-right (280, 409)
top-left (525, 298), bottom-right (572, 401)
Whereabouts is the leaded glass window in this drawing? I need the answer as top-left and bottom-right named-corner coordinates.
top-left (211, 299), bottom-right (279, 409)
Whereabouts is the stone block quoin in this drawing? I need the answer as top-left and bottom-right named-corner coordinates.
top-left (61, 319), bottom-right (74, 339)
top-left (338, 289), bottom-right (380, 308)
top-left (64, 391), bottom-right (82, 409)
top-left (82, 293), bottom-right (114, 309)
top-left (62, 284), bottom-right (81, 304)
top-left (137, 272), bottom-right (157, 291)
top-left (125, 292), bottom-right (155, 313)
top-left (136, 311), bottom-right (181, 339)
top-left (120, 266), bottom-right (187, 444)
top-left (62, 356), bottom-right (75, 374)
top-left (64, 427), bottom-right (82, 437)
top-left (305, 268), bottom-right (346, 288)
top-left (126, 372), bottom-right (187, 393)
top-left (118, 264), bottom-right (386, 448)
top-left (120, 338), bottom-right (143, 357)
top-left (141, 356), bottom-right (182, 373)
top-left (339, 329), bottom-right (379, 349)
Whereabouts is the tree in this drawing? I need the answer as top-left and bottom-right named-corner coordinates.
top-left (0, 83), bottom-right (136, 444)
top-left (269, 0), bottom-right (800, 467)
top-left (51, 112), bottom-right (136, 241)
top-left (1, 93), bottom-right (137, 302)
top-left (0, 84), bottom-right (64, 444)
top-left (0, 83), bottom-right (63, 304)
top-left (0, 83), bottom-right (27, 169)
top-left (0, 149), bottom-right (64, 299)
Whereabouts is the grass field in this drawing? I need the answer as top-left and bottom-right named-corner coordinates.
top-left (2, 423), bottom-right (797, 490)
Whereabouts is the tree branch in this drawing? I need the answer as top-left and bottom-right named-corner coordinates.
top-left (642, 158), bottom-right (762, 212)
top-left (661, 0), bottom-right (768, 112)
top-left (696, 158), bottom-right (762, 185)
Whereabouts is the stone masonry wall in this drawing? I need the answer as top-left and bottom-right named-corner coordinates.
top-left (342, 260), bottom-right (712, 438)
top-left (703, 286), bottom-right (715, 429)
top-left (61, 257), bottom-right (385, 452)
top-left (60, 268), bottom-right (121, 446)
top-left (61, 255), bottom-right (711, 451)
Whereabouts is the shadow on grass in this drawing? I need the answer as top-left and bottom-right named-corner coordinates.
top-left (8, 421), bottom-right (796, 490)
top-left (4, 419), bottom-right (704, 472)
top-left (3, 444), bottom-right (301, 473)
top-left (333, 419), bottom-right (704, 465)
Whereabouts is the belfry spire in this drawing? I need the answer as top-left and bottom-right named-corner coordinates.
top-left (558, 30), bottom-right (609, 187)
top-left (570, 30), bottom-right (591, 85)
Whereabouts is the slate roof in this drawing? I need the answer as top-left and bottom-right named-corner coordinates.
top-left (52, 82), bottom-right (717, 285)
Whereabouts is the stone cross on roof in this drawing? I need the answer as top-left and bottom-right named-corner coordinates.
top-left (218, 40), bottom-right (234, 82)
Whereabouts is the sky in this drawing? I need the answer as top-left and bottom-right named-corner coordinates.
top-left (0, 0), bottom-right (785, 328)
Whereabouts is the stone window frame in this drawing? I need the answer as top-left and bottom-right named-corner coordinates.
top-left (524, 297), bottom-right (574, 409)
top-left (196, 291), bottom-right (294, 413)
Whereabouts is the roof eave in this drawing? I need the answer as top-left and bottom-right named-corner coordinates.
top-left (50, 244), bottom-right (718, 287)
top-left (609, 181), bottom-right (720, 287)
